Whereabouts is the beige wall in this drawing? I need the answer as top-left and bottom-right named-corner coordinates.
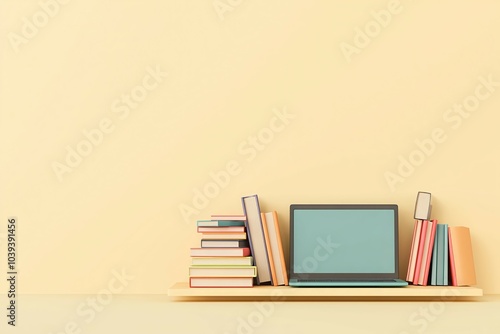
top-left (0, 0), bottom-right (499, 295)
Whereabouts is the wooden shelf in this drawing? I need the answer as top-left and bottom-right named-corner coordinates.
top-left (168, 282), bottom-right (483, 300)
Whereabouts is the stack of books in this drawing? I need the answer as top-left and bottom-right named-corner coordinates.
top-left (188, 194), bottom-right (289, 288)
top-left (406, 192), bottom-right (477, 286)
top-left (189, 214), bottom-right (256, 288)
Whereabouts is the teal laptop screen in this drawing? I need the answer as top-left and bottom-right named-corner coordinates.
top-left (293, 209), bottom-right (395, 274)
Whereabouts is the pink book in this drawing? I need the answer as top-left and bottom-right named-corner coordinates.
top-left (190, 247), bottom-right (250, 257)
top-left (416, 220), bottom-right (436, 285)
top-left (448, 227), bottom-right (457, 286)
top-left (413, 220), bottom-right (428, 284)
top-left (406, 220), bottom-right (422, 282)
top-left (210, 214), bottom-right (246, 221)
top-left (422, 220), bottom-right (438, 285)
top-left (197, 226), bottom-right (246, 233)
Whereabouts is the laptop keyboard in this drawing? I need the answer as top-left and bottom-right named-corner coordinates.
top-left (297, 279), bottom-right (396, 283)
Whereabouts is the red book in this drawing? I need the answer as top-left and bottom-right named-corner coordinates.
top-left (421, 220), bottom-right (437, 285)
top-left (414, 220), bottom-right (437, 285)
top-left (412, 220), bottom-right (428, 283)
top-left (210, 214), bottom-right (246, 221)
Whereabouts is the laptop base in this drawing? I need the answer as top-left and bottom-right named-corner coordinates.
top-left (289, 278), bottom-right (408, 287)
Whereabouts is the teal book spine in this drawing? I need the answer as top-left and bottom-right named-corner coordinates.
top-left (435, 224), bottom-right (444, 285)
top-left (430, 224), bottom-right (440, 285)
top-left (442, 224), bottom-right (449, 285)
top-left (196, 220), bottom-right (246, 227)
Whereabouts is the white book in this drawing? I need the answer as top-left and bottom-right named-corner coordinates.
top-left (191, 256), bottom-right (253, 266)
top-left (414, 191), bottom-right (431, 220)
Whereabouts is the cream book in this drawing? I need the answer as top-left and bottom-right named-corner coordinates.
top-left (406, 219), bottom-right (423, 282)
top-left (191, 256), bottom-right (253, 266)
top-left (189, 277), bottom-right (253, 288)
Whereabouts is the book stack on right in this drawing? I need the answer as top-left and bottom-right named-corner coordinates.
top-left (406, 192), bottom-right (477, 287)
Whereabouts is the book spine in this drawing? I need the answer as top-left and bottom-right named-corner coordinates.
top-left (241, 195), bottom-right (272, 285)
top-left (435, 224), bottom-right (446, 285)
top-left (272, 211), bottom-right (289, 286)
top-left (413, 220), bottom-right (428, 284)
top-left (200, 240), bottom-right (249, 248)
top-left (422, 220), bottom-right (437, 285)
top-left (430, 223), bottom-right (439, 285)
top-left (261, 212), bottom-right (277, 286)
top-left (443, 224), bottom-right (449, 285)
top-left (189, 277), bottom-right (253, 288)
top-left (414, 191), bottom-right (431, 220)
top-left (189, 266), bottom-right (257, 277)
top-left (406, 220), bottom-right (420, 282)
top-left (449, 227), bottom-right (476, 286)
top-left (197, 226), bottom-right (246, 233)
top-left (190, 247), bottom-right (250, 257)
top-left (448, 227), bottom-right (457, 286)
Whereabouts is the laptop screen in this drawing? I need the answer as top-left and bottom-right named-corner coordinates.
top-left (290, 204), bottom-right (399, 280)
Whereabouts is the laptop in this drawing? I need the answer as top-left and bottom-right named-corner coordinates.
top-left (288, 204), bottom-right (408, 287)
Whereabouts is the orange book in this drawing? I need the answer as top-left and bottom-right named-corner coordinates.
top-left (260, 212), bottom-right (277, 286)
top-left (449, 226), bottom-right (476, 286)
top-left (262, 211), bottom-right (289, 286)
